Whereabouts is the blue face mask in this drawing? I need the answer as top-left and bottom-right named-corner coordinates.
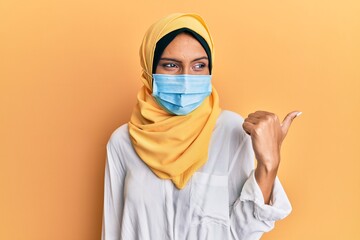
top-left (152, 74), bottom-right (212, 115)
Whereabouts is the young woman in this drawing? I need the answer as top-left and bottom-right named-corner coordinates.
top-left (102, 13), bottom-right (300, 240)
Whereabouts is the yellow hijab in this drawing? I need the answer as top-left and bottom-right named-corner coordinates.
top-left (128, 13), bottom-right (221, 189)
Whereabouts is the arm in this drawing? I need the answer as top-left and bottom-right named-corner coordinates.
top-left (228, 116), bottom-right (293, 240)
top-left (101, 137), bottom-right (126, 240)
top-left (243, 111), bottom-right (301, 203)
top-left (230, 169), bottom-right (292, 240)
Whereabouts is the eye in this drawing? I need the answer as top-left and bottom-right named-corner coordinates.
top-left (193, 63), bottom-right (207, 71)
top-left (162, 63), bottom-right (178, 68)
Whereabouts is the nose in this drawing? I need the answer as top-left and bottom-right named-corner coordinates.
top-left (180, 65), bottom-right (191, 75)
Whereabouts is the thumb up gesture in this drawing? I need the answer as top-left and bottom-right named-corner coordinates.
top-left (242, 110), bottom-right (301, 203)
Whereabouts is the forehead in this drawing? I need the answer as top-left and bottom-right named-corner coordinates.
top-left (161, 33), bottom-right (207, 57)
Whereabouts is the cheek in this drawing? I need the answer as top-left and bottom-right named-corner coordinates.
top-left (154, 65), bottom-right (161, 74)
top-left (205, 67), bottom-right (210, 75)
top-left (155, 65), bottom-right (169, 74)
top-left (155, 67), bottom-right (177, 74)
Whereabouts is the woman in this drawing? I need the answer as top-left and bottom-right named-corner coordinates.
top-left (102, 13), bottom-right (300, 240)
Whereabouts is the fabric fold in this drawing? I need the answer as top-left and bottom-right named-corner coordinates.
top-left (239, 170), bottom-right (293, 221)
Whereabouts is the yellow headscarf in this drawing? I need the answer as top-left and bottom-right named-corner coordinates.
top-left (128, 13), bottom-right (221, 189)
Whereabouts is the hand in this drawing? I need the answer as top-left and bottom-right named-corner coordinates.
top-left (242, 110), bottom-right (301, 171)
top-left (242, 110), bottom-right (301, 204)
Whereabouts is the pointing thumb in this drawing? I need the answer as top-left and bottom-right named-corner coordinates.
top-left (281, 111), bottom-right (302, 137)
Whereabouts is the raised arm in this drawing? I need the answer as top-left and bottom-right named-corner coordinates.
top-left (242, 111), bottom-right (301, 203)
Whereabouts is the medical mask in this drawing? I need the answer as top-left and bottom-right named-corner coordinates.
top-left (152, 74), bottom-right (212, 115)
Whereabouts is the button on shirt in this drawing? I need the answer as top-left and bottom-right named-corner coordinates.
top-left (101, 110), bottom-right (292, 240)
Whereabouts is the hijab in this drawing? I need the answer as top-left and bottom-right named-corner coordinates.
top-left (128, 13), bottom-right (221, 189)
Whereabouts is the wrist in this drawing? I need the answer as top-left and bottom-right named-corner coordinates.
top-left (256, 154), bottom-right (280, 173)
top-left (254, 164), bottom-right (278, 205)
top-left (256, 162), bottom-right (279, 174)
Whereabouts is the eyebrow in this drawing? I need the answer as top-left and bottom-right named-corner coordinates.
top-left (159, 56), bottom-right (208, 63)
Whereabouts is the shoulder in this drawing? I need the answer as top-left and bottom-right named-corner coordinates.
top-left (214, 110), bottom-right (250, 145)
top-left (105, 124), bottom-right (130, 173)
top-left (218, 110), bottom-right (245, 125)
top-left (216, 110), bottom-right (246, 133)
top-left (106, 123), bottom-right (131, 169)
top-left (107, 123), bottom-right (131, 150)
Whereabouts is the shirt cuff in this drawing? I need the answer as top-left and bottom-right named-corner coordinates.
top-left (239, 170), bottom-right (292, 222)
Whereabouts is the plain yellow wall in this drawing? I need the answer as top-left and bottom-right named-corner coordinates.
top-left (1, 0), bottom-right (359, 239)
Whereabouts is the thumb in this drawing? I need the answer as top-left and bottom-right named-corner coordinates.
top-left (281, 111), bottom-right (302, 137)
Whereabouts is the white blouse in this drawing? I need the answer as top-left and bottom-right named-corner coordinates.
top-left (101, 110), bottom-right (292, 240)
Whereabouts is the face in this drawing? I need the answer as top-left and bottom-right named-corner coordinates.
top-left (155, 33), bottom-right (210, 75)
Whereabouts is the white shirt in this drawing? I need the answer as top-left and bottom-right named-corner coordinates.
top-left (101, 110), bottom-right (292, 240)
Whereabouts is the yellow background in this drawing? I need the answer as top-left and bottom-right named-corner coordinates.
top-left (1, 0), bottom-right (359, 239)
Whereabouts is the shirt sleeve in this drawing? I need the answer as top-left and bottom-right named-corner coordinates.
top-left (101, 135), bottom-right (126, 240)
top-left (228, 130), bottom-right (292, 240)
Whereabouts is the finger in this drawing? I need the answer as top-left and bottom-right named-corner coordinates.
top-left (254, 110), bottom-right (273, 116)
top-left (248, 113), bottom-right (264, 120)
top-left (244, 116), bottom-right (261, 124)
top-left (242, 121), bottom-right (255, 135)
top-left (281, 111), bottom-right (302, 136)
top-left (250, 111), bottom-right (277, 121)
